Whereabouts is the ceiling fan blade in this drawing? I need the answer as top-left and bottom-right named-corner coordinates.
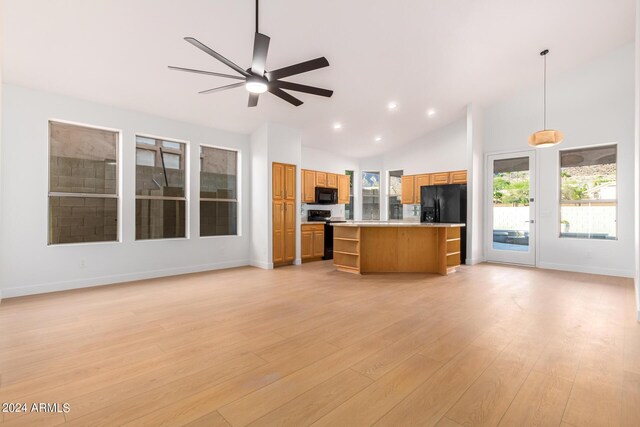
top-left (248, 93), bottom-right (260, 107)
top-left (184, 37), bottom-right (250, 77)
top-left (198, 82), bottom-right (245, 94)
top-left (251, 33), bottom-right (270, 76)
top-left (272, 81), bottom-right (333, 97)
top-left (266, 57), bottom-right (329, 81)
top-left (268, 87), bottom-right (303, 107)
top-left (168, 66), bottom-right (245, 80)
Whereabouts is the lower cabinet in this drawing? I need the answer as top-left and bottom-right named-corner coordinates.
top-left (301, 224), bottom-right (324, 261)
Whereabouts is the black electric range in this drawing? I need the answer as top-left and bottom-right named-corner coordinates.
top-left (307, 210), bottom-right (346, 260)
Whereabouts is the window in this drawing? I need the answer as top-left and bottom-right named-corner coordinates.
top-left (135, 136), bottom-right (187, 240)
top-left (345, 170), bottom-right (354, 220)
top-left (362, 171), bottom-right (380, 220)
top-left (200, 146), bottom-right (238, 236)
top-left (48, 121), bottom-right (119, 245)
top-left (389, 170), bottom-right (403, 220)
top-left (559, 145), bottom-right (616, 240)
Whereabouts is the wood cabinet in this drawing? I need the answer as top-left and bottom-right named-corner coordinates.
top-left (273, 162), bottom-right (296, 267)
top-left (401, 175), bottom-right (415, 204)
top-left (316, 172), bottom-right (327, 187)
top-left (449, 170), bottom-right (467, 184)
top-left (302, 169), bottom-right (316, 203)
top-left (327, 173), bottom-right (338, 188)
top-left (401, 169), bottom-right (467, 204)
top-left (414, 174), bottom-right (431, 204)
top-left (338, 174), bottom-right (350, 204)
top-left (301, 224), bottom-right (324, 261)
top-left (302, 169), bottom-right (350, 205)
top-left (431, 172), bottom-right (450, 185)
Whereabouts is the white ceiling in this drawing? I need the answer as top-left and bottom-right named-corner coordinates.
top-left (2, 0), bottom-right (635, 158)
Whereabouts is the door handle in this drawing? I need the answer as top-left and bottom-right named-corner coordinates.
top-left (525, 220), bottom-right (535, 223)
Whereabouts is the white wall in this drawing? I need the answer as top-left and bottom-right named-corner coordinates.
top-left (467, 104), bottom-right (485, 265)
top-left (635, 0), bottom-right (640, 319)
top-left (1, 84), bottom-right (251, 297)
top-left (484, 43), bottom-right (635, 277)
top-left (360, 118), bottom-right (468, 221)
top-left (249, 124), bottom-right (269, 269)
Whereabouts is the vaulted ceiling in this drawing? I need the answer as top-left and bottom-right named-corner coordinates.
top-left (2, 0), bottom-right (635, 157)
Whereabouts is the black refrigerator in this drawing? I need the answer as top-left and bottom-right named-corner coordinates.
top-left (420, 184), bottom-right (467, 264)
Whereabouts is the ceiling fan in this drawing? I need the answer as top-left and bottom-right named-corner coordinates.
top-left (169, 0), bottom-right (333, 107)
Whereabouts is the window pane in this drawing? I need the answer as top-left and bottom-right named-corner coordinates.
top-left (560, 145), bottom-right (616, 239)
top-left (493, 157), bottom-right (530, 252)
top-left (345, 170), bottom-right (354, 220)
top-left (389, 170), bottom-right (403, 220)
top-left (200, 147), bottom-right (237, 199)
top-left (162, 140), bottom-right (182, 150)
top-left (362, 171), bottom-right (380, 220)
top-left (136, 149), bottom-right (155, 167)
top-left (201, 201), bottom-right (237, 236)
top-left (136, 199), bottom-right (186, 240)
top-left (162, 153), bottom-right (180, 170)
top-left (49, 196), bottom-right (117, 244)
top-left (136, 136), bottom-right (156, 146)
top-left (49, 122), bottom-right (117, 194)
top-left (560, 203), bottom-right (616, 239)
top-left (136, 141), bottom-right (185, 197)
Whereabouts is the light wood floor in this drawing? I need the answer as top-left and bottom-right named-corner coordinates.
top-left (0, 262), bottom-right (639, 426)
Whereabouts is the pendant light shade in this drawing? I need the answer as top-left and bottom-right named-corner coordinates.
top-left (528, 49), bottom-right (564, 148)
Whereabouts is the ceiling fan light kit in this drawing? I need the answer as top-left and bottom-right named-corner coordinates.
top-left (169, 0), bottom-right (333, 107)
top-left (528, 49), bottom-right (564, 148)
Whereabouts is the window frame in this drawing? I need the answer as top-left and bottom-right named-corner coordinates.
top-left (199, 143), bottom-right (241, 238)
top-left (558, 143), bottom-right (618, 241)
top-left (47, 119), bottom-right (122, 246)
top-left (388, 169), bottom-right (404, 220)
top-left (134, 133), bottom-right (190, 241)
top-left (345, 170), bottom-right (354, 220)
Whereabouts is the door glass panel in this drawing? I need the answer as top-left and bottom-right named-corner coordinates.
top-left (492, 157), bottom-right (530, 252)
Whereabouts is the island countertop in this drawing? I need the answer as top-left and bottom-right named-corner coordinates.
top-left (332, 221), bottom-right (465, 228)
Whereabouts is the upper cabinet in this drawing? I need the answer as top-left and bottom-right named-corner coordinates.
top-left (302, 169), bottom-right (349, 204)
top-left (401, 169), bottom-right (467, 204)
top-left (302, 170), bottom-right (316, 203)
top-left (338, 174), bottom-right (350, 204)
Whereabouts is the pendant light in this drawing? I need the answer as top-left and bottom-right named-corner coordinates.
top-left (528, 49), bottom-right (564, 148)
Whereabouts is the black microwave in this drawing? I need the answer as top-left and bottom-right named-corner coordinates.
top-left (315, 187), bottom-right (338, 204)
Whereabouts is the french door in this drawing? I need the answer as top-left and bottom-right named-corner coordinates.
top-left (486, 151), bottom-right (536, 266)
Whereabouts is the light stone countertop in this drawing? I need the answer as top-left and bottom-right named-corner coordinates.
top-left (331, 221), bottom-right (465, 228)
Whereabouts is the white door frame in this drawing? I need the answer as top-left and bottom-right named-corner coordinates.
top-left (485, 150), bottom-right (537, 266)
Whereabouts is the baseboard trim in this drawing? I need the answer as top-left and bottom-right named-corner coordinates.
top-left (250, 260), bottom-right (274, 270)
top-left (294, 258), bottom-right (302, 266)
top-left (537, 262), bottom-right (634, 278)
top-left (465, 257), bottom-right (485, 266)
top-left (1, 259), bottom-right (251, 299)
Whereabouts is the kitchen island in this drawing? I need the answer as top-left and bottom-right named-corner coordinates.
top-left (332, 221), bottom-right (465, 275)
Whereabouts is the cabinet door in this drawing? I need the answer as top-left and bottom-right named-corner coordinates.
top-left (431, 172), bottom-right (449, 185)
top-left (338, 174), bottom-right (350, 204)
top-left (316, 171), bottom-right (327, 187)
top-left (272, 163), bottom-right (284, 200)
top-left (284, 200), bottom-right (296, 262)
top-left (401, 175), bottom-right (415, 204)
top-left (284, 165), bottom-right (296, 200)
top-left (272, 200), bottom-right (284, 264)
top-left (449, 170), bottom-right (467, 184)
top-left (414, 174), bottom-right (431, 204)
top-left (302, 170), bottom-right (316, 203)
top-left (327, 173), bottom-right (338, 188)
top-left (301, 231), bottom-right (313, 259)
top-left (313, 230), bottom-right (325, 257)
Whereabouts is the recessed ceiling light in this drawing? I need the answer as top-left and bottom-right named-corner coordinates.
top-left (374, 136), bottom-right (382, 142)
top-left (333, 122), bottom-right (342, 130)
top-left (427, 108), bottom-right (436, 117)
top-left (387, 102), bottom-right (398, 111)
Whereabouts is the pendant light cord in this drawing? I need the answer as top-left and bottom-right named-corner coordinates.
top-left (543, 52), bottom-right (547, 130)
top-left (255, 0), bottom-right (259, 33)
